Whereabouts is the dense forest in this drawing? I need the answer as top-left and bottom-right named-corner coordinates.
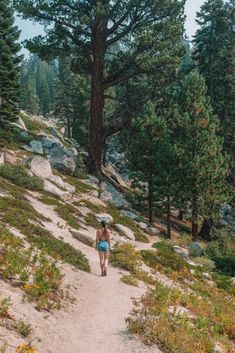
top-left (3, 0), bottom-right (232, 238)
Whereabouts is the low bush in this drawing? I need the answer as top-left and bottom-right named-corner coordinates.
top-left (121, 274), bottom-right (139, 287)
top-left (127, 282), bottom-right (234, 353)
top-left (0, 297), bottom-right (12, 318)
top-left (206, 229), bottom-right (235, 276)
top-left (110, 243), bottom-right (142, 272)
top-left (16, 320), bottom-right (32, 337)
top-left (0, 165), bottom-right (43, 191)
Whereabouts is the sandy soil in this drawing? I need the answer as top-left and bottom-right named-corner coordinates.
top-left (0, 195), bottom-right (162, 353)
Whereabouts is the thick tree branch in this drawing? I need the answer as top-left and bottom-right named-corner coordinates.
top-left (103, 68), bottom-right (147, 89)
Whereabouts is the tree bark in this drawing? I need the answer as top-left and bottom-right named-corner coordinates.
top-left (166, 195), bottom-right (172, 238)
top-left (178, 210), bottom-right (184, 221)
top-left (148, 173), bottom-right (154, 223)
top-left (192, 204), bottom-right (198, 240)
top-left (87, 11), bottom-right (106, 175)
top-left (198, 219), bottom-right (212, 241)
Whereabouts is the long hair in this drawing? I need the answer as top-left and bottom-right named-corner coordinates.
top-left (101, 221), bottom-right (108, 238)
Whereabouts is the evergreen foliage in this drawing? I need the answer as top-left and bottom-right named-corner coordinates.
top-left (0, 0), bottom-right (21, 141)
top-left (13, 0), bottom-right (186, 174)
top-left (193, 0), bottom-right (235, 162)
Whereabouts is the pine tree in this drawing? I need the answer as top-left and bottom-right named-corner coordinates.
top-left (55, 57), bottom-right (89, 144)
top-left (174, 71), bottom-right (229, 238)
top-left (0, 0), bottom-right (21, 141)
top-left (193, 0), bottom-right (235, 162)
top-left (20, 59), bottom-right (39, 114)
top-left (14, 0), bottom-right (185, 175)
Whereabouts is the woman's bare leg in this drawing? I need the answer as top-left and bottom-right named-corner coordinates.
top-left (98, 251), bottom-right (105, 274)
top-left (104, 252), bottom-right (109, 274)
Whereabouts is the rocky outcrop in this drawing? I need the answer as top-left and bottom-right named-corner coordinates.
top-left (23, 156), bottom-right (53, 179)
top-left (49, 175), bottom-right (76, 194)
top-left (188, 242), bottom-right (204, 257)
top-left (137, 222), bottom-right (149, 231)
top-left (145, 227), bottom-right (160, 236)
top-left (12, 117), bottom-right (27, 131)
top-left (172, 245), bottom-right (189, 260)
top-left (220, 203), bottom-right (235, 234)
top-left (23, 133), bottom-right (78, 175)
top-left (103, 164), bottom-right (129, 188)
top-left (114, 224), bottom-right (135, 241)
top-left (44, 180), bottom-right (72, 201)
top-left (95, 213), bottom-right (113, 224)
top-left (71, 229), bottom-right (95, 247)
top-left (49, 155), bottom-right (76, 175)
top-left (100, 182), bottom-right (129, 208)
top-left (29, 140), bottom-right (44, 154)
top-left (121, 210), bottom-right (139, 220)
top-left (0, 152), bottom-right (4, 165)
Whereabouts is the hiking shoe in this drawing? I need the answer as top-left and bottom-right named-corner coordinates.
top-left (103, 268), bottom-right (107, 276)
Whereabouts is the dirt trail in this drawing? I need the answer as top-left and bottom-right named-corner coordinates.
top-left (14, 195), bottom-right (162, 353)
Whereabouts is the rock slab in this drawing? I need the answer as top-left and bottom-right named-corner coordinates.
top-left (114, 224), bottom-right (135, 241)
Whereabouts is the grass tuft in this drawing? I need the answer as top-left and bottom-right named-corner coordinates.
top-left (0, 165), bottom-right (43, 191)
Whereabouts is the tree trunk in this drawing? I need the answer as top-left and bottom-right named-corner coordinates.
top-left (198, 219), bottom-right (212, 241)
top-left (192, 209), bottom-right (198, 240)
top-left (178, 210), bottom-right (184, 221)
top-left (87, 15), bottom-right (106, 175)
top-left (148, 173), bottom-right (154, 223)
top-left (102, 137), bottom-right (107, 166)
top-left (166, 195), bottom-right (171, 238)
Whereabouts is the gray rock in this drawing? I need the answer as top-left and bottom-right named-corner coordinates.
top-left (145, 227), bottom-right (160, 236)
top-left (172, 245), bottom-right (189, 259)
top-left (114, 224), bottom-right (135, 241)
top-left (49, 155), bottom-right (76, 175)
top-left (137, 222), bottom-right (149, 231)
top-left (95, 213), bottom-right (113, 224)
top-left (100, 182), bottom-right (129, 208)
top-left (220, 203), bottom-right (232, 218)
top-left (41, 135), bottom-right (63, 149)
top-left (121, 210), bottom-right (139, 220)
top-left (18, 117), bottom-right (27, 131)
top-left (23, 145), bottom-right (34, 153)
top-left (49, 175), bottom-right (76, 194)
top-left (0, 152), bottom-right (4, 165)
top-left (203, 272), bottom-right (211, 280)
top-left (231, 277), bottom-right (235, 285)
top-left (71, 230), bottom-right (95, 247)
top-left (23, 156), bottom-right (53, 179)
top-left (225, 215), bottom-right (235, 227)
top-left (19, 131), bottom-right (29, 139)
top-left (188, 242), bottom-right (204, 257)
top-left (67, 147), bottom-right (78, 157)
top-left (44, 180), bottom-right (72, 201)
top-left (29, 140), bottom-right (44, 154)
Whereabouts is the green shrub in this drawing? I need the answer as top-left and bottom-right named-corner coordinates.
top-left (150, 241), bottom-right (189, 272)
top-left (0, 165), bottom-right (43, 191)
top-left (16, 320), bottom-right (32, 337)
top-left (121, 274), bottom-right (139, 287)
top-left (127, 282), bottom-right (234, 353)
top-left (110, 243), bottom-right (142, 272)
top-left (206, 229), bottom-right (235, 275)
top-left (0, 297), bottom-right (12, 318)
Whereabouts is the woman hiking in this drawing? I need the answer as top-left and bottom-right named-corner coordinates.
top-left (96, 220), bottom-right (111, 277)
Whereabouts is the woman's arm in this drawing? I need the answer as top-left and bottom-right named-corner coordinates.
top-left (95, 231), bottom-right (99, 251)
top-left (108, 231), bottom-right (111, 251)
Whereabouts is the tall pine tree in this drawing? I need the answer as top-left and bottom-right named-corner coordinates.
top-left (14, 0), bottom-right (185, 175)
top-left (193, 0), bottom-right (235, 164)
top-left (0, 0), bottom-right (21, 141)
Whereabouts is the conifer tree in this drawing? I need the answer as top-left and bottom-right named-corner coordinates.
top-left (0, 0), bottom-right (21, 141)
top-left (175, 71), bottom-right (229, 238)
top-left (14, 0), bottom-right (185, 174)
top-left (193, 0), bottom-right (235, 161)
